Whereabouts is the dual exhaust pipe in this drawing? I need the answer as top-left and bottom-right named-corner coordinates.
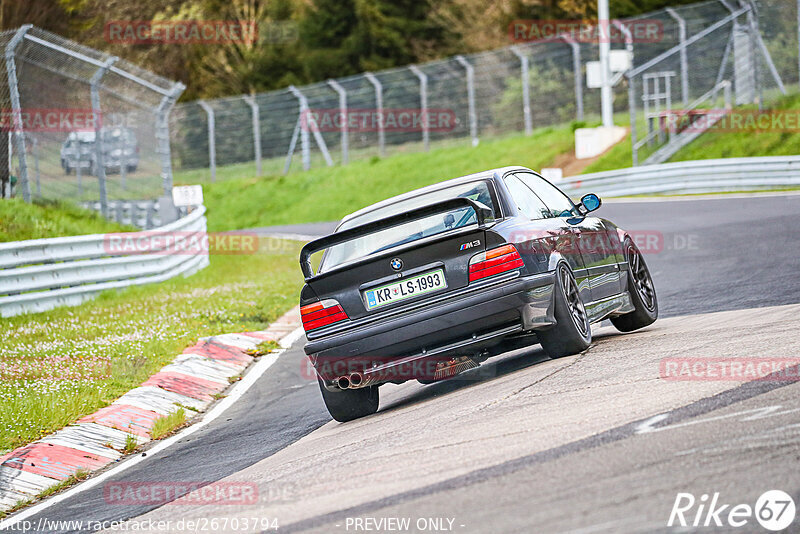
top-left (335, 372), bottom-right (365, 390)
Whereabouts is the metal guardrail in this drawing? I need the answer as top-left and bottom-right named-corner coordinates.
top-left (0, 207), bottom-right (209, 317)
top-left (560, 156), bottom-right (800, 198)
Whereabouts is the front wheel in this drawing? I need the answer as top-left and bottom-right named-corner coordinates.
top-left (317, 378), bottom-right (379, 422)
top-left (611, 240), bottom-right (658, 332)
top-left (537, 263), bottom-right (592, 359)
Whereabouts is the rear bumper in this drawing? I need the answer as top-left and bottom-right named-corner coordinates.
top-left (305, 272), bottom-right (556, 379)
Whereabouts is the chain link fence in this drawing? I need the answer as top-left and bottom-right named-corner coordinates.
top-left (171, 0), bottom-right (798, 179)
top-left (0, 25), bottom-right (184, 215)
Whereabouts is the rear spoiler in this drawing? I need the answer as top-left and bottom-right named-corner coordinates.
top-left (300, 197), bottom-right (493, 279)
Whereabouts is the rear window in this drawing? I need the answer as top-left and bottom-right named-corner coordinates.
top-left (319, 180), bottom-right (497, 273)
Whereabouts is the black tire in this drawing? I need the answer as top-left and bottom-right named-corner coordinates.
top-left (318, 378), bottom-right (379, 422)
top-left (63, 161), bottom-right (71, 175)
top-left (611, 240), bottom-right (658, 332)
top-left (537, 263), bottom-right (592, 359)
top-left (127, 165), bottom-right (137, 173)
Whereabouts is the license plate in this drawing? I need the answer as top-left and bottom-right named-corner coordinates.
top-left (363, 269), bottom-right (446, 310)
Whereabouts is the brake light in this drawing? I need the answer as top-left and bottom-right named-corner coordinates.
top-left (468, 244), bottom-right (524, 282)
top-left (301, 299), bottom-right (348, 332)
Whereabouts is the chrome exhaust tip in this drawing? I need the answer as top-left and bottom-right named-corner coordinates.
top-left (336, 376), bottom-right (350, 389)
top-left (349, 372), bottom-right (363, 387)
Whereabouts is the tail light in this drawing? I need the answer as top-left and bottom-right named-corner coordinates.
top-left (469, 244), bottom-right (524, 282)
top-left (301, 299), bottom-right (348, 332)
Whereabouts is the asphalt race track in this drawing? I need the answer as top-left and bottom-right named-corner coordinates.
top-left (5, 193), bottom-right (800, 534)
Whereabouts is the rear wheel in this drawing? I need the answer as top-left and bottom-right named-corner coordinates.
top-left (537, 263), bottom-right (591, 359)
top-left (317, 378), bottom-right (379, 422)
top-left (611, 240), bottom-right (658, 332)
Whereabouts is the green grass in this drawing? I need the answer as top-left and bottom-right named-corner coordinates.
top-left (670, 93), bottom-right (800, 162)
top-left (0, 238), bottom-right (304, 452)
top-left (199, 128), bottom-right (577, 232)
top-left (150, 408), bottom-right (187, 439)
top-left (0, 198), bottom-right (134, 242)
top-left (123, 434), bottom-right (138, 454)
top-left (583, 92), bottom-right (800, 174)
top-left (37, 469), bottom-right (90, 499)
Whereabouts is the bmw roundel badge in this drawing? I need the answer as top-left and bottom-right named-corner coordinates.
top-left (390, 258), bottom-right (403, 271)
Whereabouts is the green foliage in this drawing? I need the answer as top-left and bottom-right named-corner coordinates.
top-left (198, 127), bottom-right (576, 232)
top-left (0, 238), bottom-right (304, 450)
top-left (151, 408), bottom-right (186, 439)
top-left (0, 198), bottom-right (134, 242)
top-left (583, 93), bottom-right (800, 175)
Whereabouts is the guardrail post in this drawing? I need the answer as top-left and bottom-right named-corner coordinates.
top-left (665, 8), bottom-right (689, 107)
top-left (327, 79), bottom-right (349, 164)
top-left (197, 100), bottom-right (216, 181)
top-left (408, 65), bottom-right (429, 151)
top-left (5, 25), bottom-right (32, 202)
top-left (90, 56), bottom-right (117, 218)
top-left (511, 46), bottom-right (532, 136)
top-left (454, 55), bottom-right (478, 147)
top-left (288, 85), bottom-right (333, 170)
top-left (557, 35), bottom-right (584, 122)
top-left (243, 95), bottom-right (262, 176)
top-left (156, 83), bottom-right (184, 195)
top-left (364, 73), bottom-right (386, 157)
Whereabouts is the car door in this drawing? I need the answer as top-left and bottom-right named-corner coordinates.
top-left (513, 171), bottom-right (623, 302)
top-left (501, 174), bottom-right (591, 306)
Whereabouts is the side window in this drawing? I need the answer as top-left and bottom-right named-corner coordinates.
top-left (504, 175), bottom-right (550, 220)
top-left (515, 172), bottom-right (576, 218)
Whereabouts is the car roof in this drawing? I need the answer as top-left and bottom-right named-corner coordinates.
top-left (340, 165), bottom-right (531, 224)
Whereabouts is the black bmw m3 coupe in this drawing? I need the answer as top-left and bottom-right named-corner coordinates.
top-left (299, 166), bottom-right (658, 421)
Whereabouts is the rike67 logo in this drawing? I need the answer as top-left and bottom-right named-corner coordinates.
top-left (669, 490), bottom-right (796, 531)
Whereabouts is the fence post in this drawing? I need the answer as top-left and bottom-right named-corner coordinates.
top-left (628, 73), bottom-right (638, 166)
top-left (5, 25), bottom-right (32, 202)
top-left (243, 95), bottom-right (262, 176)
top-left (408, 65), bottom-right (429, 151)
top-left (364, 73), bottom-right (386, 157)
top-left (557, 35), bottom-right (584, 121)
top-left (288, 85), bottom-right (333, 169)
top-left (156, 83), bottom-right (184, 195)
top-left (511, 46), bottom-right (532, 136)
top-left (197, 100), bottom-right (216, 181)
top-left (327, 79), bottom-right (349, 164)
top-left (90, 56), bottom-right (117, 218)
top-left (454, 55), bottom-right (478, 147)
top-left (665, 8), bottom-right (689, 107)
top-left (31, 135), bottom-right (40, 197)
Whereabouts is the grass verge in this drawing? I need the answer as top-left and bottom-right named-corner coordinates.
top-left (0, 238), bottom-right (304, 452)
top-left (583, 92), bottom-right (800, 174)
top-left (0, 198), bottom-right (134, 242)
top-left (198, 127), bottom-right (578, 232)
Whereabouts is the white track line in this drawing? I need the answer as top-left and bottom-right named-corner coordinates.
top-left (0, 326), bottom-right (305, 530)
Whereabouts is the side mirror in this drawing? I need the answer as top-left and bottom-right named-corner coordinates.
top-left (580, 193), bottom-right (601, 213)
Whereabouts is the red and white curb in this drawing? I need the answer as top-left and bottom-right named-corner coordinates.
top-left (0, 306), bottom-right (302, 514)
